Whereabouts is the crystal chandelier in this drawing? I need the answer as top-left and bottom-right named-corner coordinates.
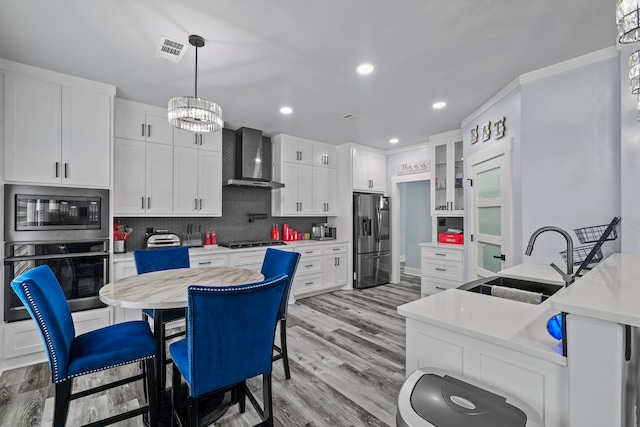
top-left (618, 0), bottom-right (640, 43)
top-left (630, 50), bottom-right (640, 94)
top-left (168, 35), bottom-right (223, 132)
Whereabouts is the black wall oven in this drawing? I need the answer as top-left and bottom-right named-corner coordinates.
top-left (4, 184), bottom-right (110, 322)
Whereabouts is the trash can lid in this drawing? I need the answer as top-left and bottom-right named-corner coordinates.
top-left (397, 368), bottom-right (544, 427)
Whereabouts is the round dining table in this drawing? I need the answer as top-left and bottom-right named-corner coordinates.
top-left (99, 266), bottom-right (264, 425)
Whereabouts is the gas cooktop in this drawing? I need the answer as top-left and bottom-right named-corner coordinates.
top-left (217, 240), bottom-right (287, 249)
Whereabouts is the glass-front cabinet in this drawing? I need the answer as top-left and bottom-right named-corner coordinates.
top-left (431, 138), bottom-right (463, 216)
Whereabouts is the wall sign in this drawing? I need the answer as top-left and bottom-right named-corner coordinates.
top-left (398, 159), bottom-right (430, 176)
top-left (469, 116), bottom-right (507, 144)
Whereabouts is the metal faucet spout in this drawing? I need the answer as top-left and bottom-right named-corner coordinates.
top-left (525, 226), bottom-right (574, 286)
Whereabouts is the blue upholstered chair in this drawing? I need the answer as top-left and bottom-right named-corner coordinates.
top-left (169, 274), bottom-right (289, 427)
top-left (133, 246), bottom-right (190, 392)
top-left (10, 265), bottom-right (157, 427)
top-left (260, 248), bottom-right (300, 379)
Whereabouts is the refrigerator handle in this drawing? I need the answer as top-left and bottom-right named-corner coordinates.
top-left (375, 204), bottom-right (382, 241)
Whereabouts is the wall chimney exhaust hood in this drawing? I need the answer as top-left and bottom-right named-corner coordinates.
top-left (225, 127), bottom-right (284, 189)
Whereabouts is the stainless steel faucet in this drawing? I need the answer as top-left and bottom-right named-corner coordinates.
top-left (525, 226), bottom-right (574, 287)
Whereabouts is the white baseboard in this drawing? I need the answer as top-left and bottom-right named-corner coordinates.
top-left (403, 266), bottom-right (421, 276)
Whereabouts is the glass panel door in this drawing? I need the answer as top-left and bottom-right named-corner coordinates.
top-left (469, 153), bottom-right (510, 279)
top-left (453, 140), bottom-right (464, 211)
top-left (434, 143), bottom-right (448, 211)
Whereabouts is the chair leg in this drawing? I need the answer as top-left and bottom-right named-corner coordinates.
top-left (153, 309), bottom-right (167, 400)
top-left (189, 394), bottom-right (199, 427)
top-left (143, 359), bottom-right (158, 427)
top-left (262, 374), bottom-right (274, 427)
top-left (280, 319), bottom-right (291, 379)
top-left (238, 381), bottom-right (246, 413)
top-left (172, 363), bottom-right (181, 427)
top-left (53, 379), bottom-right (72, 427)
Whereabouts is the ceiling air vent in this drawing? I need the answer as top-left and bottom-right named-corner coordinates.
top-left (342, 113), bottom-right (363, 121)
top-left (155, 36), bottom-right (187, 63)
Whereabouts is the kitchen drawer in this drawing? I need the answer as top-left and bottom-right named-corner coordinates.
top-left (114, 260), bottom-right (138, 280)
top-left (296, 255), bottom-right (323, 275)
top-left (190, 253), bottom-right (228, 268)
top-left (421, 276), bottom-right (459, 297)
top-left (323, 243), bottom-right (347, 255)
top-left (229, 248), bottom-right (269, 272)
top-left (293, 272), bottom-right (324, 297)
top-left (421, 246), bottom-right (463, 263)
top-left (421, 259), bottom-right (462, 282)
top-left (296, 246), bottom-right (324, 258)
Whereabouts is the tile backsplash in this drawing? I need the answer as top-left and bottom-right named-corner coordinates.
top-left (116, 128), bottom-right (327, 251)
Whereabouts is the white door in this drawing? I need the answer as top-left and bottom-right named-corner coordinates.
top-left (468, 147), bottom-right (511, 280)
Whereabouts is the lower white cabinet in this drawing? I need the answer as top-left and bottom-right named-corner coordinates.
top-left (293, 242), bottom-right (348, 297)
top-left (229, 248), bottom-right (272, 272)
top-left (190, 253), bottom-right (228, 268)
top-left (420, 244), bottom-right (463, 297)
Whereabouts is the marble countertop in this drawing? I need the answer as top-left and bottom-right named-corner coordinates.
top-left (398, 288), bottom-right (565, 364)
top-left (418, 241), bottom-right (464, 250)
top-left (113, 239), bottom-right (349, 262)
top-left (497, 263), bottom-right (565, 286)
top-left (550, 253), bottom-right (640, 327)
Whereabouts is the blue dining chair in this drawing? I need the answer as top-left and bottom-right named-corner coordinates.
top-left (11, 265), bottom-right (157, 427)
top-left (133, 246), bottom-right (190, 392)
top-left (169, 274), bottom-right (289, 427)
top-left (260, 248), bottom-right (300, 379)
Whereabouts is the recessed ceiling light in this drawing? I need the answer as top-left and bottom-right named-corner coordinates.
top-left (280, 106), bottom-right (293, 114)
top-left (389, 138), bottom-right (399, 144)
top-left (357, 63), bottom-right (374, 75)
top-left (433, 101), bottom-right (447, 109)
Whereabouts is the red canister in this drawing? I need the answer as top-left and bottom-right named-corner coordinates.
top-left (282, 224), bottom-right (289, 241)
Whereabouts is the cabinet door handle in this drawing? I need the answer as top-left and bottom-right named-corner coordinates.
top-left (305, 264), bottom-right (314, 268)
top-left (435, 267), bottom-right (446, 272)
top-left (147, 124), bottom-right (151, 137)
top-left (199, 199), bottom-right (203, 209)
top-left (333, 248), bottom-right (340, 251)
top-left (55, 162), bottom-right (60, 178)
top-left (436, 286), bottom-right (447, 291)
top-left (147, 197), bottom-right (151, 209)
top-left (305, 281), bottom-right (314, 286)
top-left (194, 199), bottom-right (198, 210)
top-left (141, 197), bottom-right (145, 209)
top-left (194, 134), bottom-right (199, 145)
top-left (198, 261), bottom-right (212, 265)
top-left (64, 163), bottom-right (69, 178)
top-left (141, 124), bottom-right (145, 137)
top-left (435, 253), bottom-right (447, 257)
top-left (199, 134), bottom-right (203, 145)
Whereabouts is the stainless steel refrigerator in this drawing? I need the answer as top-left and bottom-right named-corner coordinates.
top-left (353, 193), bottom-right (391, 289)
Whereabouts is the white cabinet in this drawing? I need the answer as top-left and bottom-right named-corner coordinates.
top-left (4, 73), bottom-right (111, 186)
top-left (292, 246), bottom-right (324, 296)
top-left (115, 103), bottom-right (172, 145)
top-left (173, 128), bottom-right (222, 151)
top-left (431, 137), bottom-right (463, 215)
top-left (173, 145), bottom-right (222, 216)
top-left (114, 139), bottom-right (173, 215)
top-left (420, 244), bottom-right (463, 297)
top-left (190, 252), bottom-right (228, 268)
top-left (322, 243), bottom-right (348, 289)
top-left (229, 248), bottom-right (271, 272)
top-left (352, 148), bottom-right (386, 193)
top-left (271, 134), bottom-right (338, 216)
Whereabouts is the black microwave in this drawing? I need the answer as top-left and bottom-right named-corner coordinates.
top-left (4, 184), bottom-right (109, 242)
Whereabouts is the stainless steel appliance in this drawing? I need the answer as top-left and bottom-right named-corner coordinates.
top-left (225, 127), bottom-right (285, 189)
top-left (4, 184), bottom-right (110, 322)
top-left (353, 193), bottom-right (391, 289)
top-left (145, 232), bottom-right (181, 248)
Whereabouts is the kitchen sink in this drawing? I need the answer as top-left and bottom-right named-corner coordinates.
top-left (458, 276), bottom-right (563, 304)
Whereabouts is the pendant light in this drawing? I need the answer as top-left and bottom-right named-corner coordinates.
top-left (168, 34), bottom-right (223, 132)
top-left (618, 0), bottom-right (640, 43)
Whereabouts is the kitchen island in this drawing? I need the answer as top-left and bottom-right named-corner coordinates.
top-left (399, 253), bottom-right (640, 426)
top-left (398, 264), bottom-right (568, 426)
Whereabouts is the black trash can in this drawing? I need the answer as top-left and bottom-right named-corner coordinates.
top-left (397, 368), bottom-right (544, 427)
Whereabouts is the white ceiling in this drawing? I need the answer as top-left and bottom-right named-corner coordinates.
top-left (0, 1), bottom-right (616, 150)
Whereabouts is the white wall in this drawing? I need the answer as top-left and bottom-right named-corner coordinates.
top-left (461, 49), bottom-right (621, 275)
top-left (620, 43), bottom-right (640, 253)
top-left (519, 53), bottom-right (620, 266)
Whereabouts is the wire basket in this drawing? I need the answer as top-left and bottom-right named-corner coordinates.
top-left (574, 224), bottom-right (618, 244)
top-left (560, 244), bottom-right (603, 266)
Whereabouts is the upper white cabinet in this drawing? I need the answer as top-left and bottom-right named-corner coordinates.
top-left (271, 134), bottom-right (338, 217)
top-left (4, 71), bottom-right (113, 187)
top-left (173, 144), bottom-right (222, 216)
top-left (352, 148), bottom-right (386, 193)
top-left (431, 135), bottom-right (463, 215)
top-left (173, 128), bottom-right (222, 152)
top-left (115, 101), bottom-right (172, 145)
top-left (114, 139), bottom-right (173, 215)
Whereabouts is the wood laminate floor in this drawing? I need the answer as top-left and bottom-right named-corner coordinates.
top-left (0, 268), bottom-right (421, 427)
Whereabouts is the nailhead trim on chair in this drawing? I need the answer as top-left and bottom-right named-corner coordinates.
top-left (280, 257), bottom-right (300, 319)
top-left (20, 283), bottom-right (155, 383)
top-left (186, 275), bottom-right (289, 387)
top-left (20, 284), bottom-right (62, 383)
